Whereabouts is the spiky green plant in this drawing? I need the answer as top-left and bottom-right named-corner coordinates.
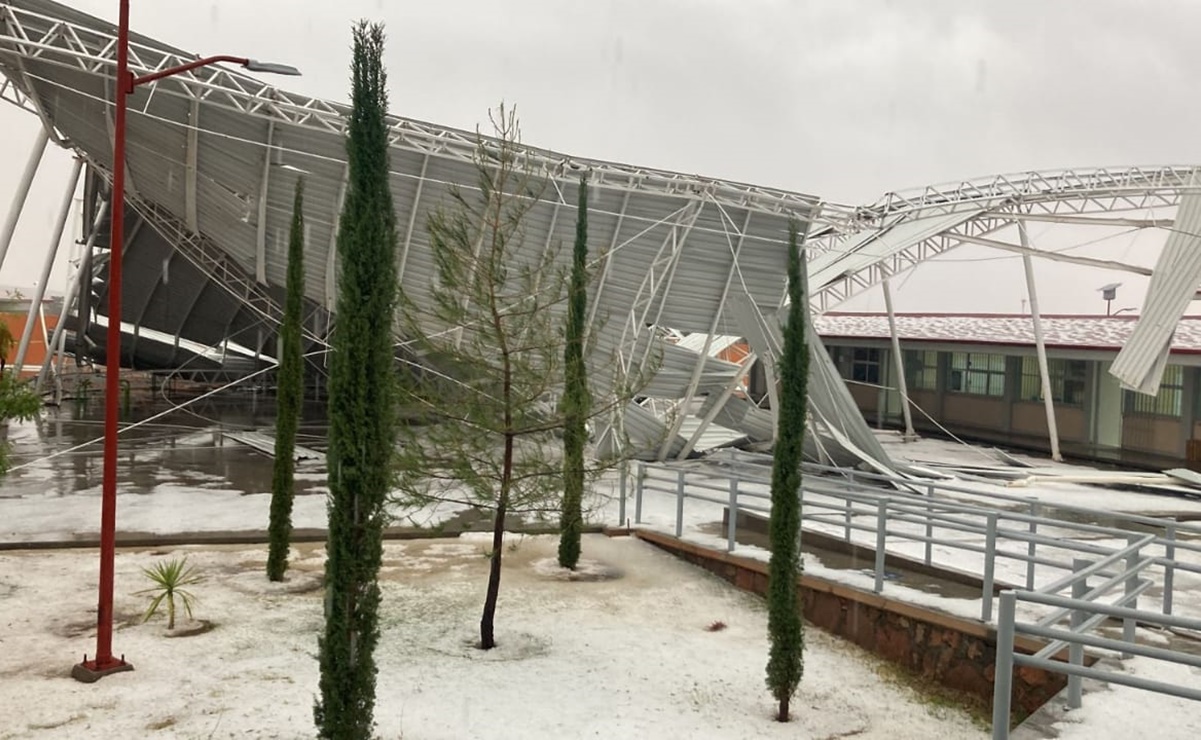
top-left (0, 371), bottom-right (41, 474)
top-left (136, 556), bottom-right (203, 630)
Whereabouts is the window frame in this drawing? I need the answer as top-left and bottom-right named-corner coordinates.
top-left (903, 349), bottom-right (938, 391)
top-left (1124, 365), bottom-right (1184, 418)
top-left (1019, 357), bottom-right (1087, 407)
top-left (947, 351), bottom-right (1007, 398)
top-left (851, 347), bottom-right (881, 386)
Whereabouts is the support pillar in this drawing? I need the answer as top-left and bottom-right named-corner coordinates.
top-left (0, 127), bottom-right (50, 274)
top-left (44, 198), bottom-right (111, 390)
top-left (1019, 222), bottom-right (1062, 462)
top-left (15, 158), bottom-right (83, 375)
top-left (882, 278), bottom-right (915, 440)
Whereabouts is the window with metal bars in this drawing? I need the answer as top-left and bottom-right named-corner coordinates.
top-left (851, 347), bottom-right (881, 385)
top-left (1124, 365), bottom-right (1183, 417)
top-left (903, 349), bottom-right (938, 391)
top-left (947, 351), bottom-right (1006, 397)
top-left (1019, 357), bottom-right (1087, 406)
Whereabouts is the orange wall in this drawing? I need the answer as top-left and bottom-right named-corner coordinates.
top-left (0, 311), bottom-right (58, 374)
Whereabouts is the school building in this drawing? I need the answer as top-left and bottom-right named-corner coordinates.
top-left (814, 313), bottom-right (1201, 469)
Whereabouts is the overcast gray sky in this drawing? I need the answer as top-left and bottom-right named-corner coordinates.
top-left (0, 0), bottom-right (1198, 314)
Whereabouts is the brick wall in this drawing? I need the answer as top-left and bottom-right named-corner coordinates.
top-left (636, 530), bottom-right (1070, 717)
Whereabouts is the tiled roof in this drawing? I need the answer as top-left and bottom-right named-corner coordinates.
top-left (813, 313), bottom-right (1201, 353)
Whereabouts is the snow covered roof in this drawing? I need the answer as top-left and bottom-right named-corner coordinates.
top-left (813, 313), bottom-right (1201, 354)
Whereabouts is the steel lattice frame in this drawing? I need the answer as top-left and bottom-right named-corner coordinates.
top-left (3, 0), bottom-right (1201, 460)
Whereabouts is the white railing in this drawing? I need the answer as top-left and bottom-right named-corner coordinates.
top-left (631, 457), bottom-right (1201, 622)
top-left (629, 453), bottom-right (1201, 733)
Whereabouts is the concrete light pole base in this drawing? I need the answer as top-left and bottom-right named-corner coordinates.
top-left (71, 656), bottom-right (134, 683)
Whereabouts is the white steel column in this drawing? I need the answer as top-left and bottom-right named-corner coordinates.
top-left (37, 200), bottom-right (110, 390)
top-left (255, 119), bottom-right (276, 284)
top-left (15, 157), bottom-right (82, 375)
top-left (0, 127), bottom-right (49, 274)
top-left (662, 208), bottom-right (752, 460)
top-left (1018, 221), bottom-right (1062, 462)
top-left (882, 278), bottom-right (915, 439)
top-left (325, 164), bottom-right (349, 311)
top-left (396, 153), bottom-right (431, 286)
top-left (586, 192), bottom-right (632, 330)
top-left (184, 97), bottom-right (200, 232)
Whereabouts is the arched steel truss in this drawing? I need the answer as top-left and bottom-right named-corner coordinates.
top-left (1, 0), bottom-right (1199, 463)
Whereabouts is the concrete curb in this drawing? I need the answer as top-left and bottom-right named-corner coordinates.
top-left (0, 524), bottom-right (611, 552)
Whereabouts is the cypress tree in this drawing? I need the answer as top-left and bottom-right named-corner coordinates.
top-left (315, 22), bottom-right (398, 739)
top-left (267, 178), bottom-right (306, 583)
top-left (557, 175), bottom-right (591, 570)
top-left (765, 220), bottom-right (808, 722)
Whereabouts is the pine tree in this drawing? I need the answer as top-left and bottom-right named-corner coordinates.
top-left (393, 107), bottom-right (638, 649)
top-left (765, 220), bottom-right (808, 722)
top-left (557, 176), bottom-right (591, 570)
top-left (267, 178), bottom-right (306, 582)
top-left (315, 22), bottom-right (398, 739)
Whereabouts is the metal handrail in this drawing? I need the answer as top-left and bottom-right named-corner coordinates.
top-left (632, 459), bottom-right (1201, 622)
top-left (627, 457), bottom-right (1201, 739)
top-left (992, 587), bottom-right (1201, 740)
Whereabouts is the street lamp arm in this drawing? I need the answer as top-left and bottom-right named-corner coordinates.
top-left (131, 54), bottom-right (250, 88)
top-left (129, 56), bottom-right (300, 91)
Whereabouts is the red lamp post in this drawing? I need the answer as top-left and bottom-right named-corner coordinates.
top-left (71, 0), bottom-right (298, 683)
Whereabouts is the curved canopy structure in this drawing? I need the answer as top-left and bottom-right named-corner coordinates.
top-left (2, 0), bottom-right (1201, 464)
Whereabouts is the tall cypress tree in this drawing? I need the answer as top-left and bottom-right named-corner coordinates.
top-left (315, 22), bottom-right (399, 739)
top-left (765, 220), bottom-right (808, 722)
top-left (557, 175), bottom-right (591, 570)
top-left (267, 178), bottom-right (306, 583)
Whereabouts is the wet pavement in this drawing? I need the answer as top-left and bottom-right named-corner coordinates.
top-left (0, 395), bottom-right (330, 501)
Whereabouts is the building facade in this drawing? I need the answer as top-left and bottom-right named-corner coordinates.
top-left (815, 313), bottom-right (1201, 468)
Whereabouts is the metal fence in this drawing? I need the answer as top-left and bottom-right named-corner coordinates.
top-left (629, 453), bottom-right (1201, 731)
top-left (631, 455), bottom-right (1201, 621)
top-left (991, 584), bottom-right (1201, 739)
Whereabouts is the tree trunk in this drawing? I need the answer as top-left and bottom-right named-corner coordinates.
top-left (480, 489), bottom-right (509, 649)
top-left (776, 697), bottom-right (789, 722)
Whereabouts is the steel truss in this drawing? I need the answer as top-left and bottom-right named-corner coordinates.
top-left (5, 0), bottom-right (1201, 463)
top-left (78, 161), bottom-right (325, 351)
top-left (0, 1), bottom-right (828, 223)
top-left (809, 178), bottom-right (1198, 314)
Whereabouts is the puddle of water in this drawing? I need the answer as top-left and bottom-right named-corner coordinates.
top-left (2, 397), bottom-right (329, 500)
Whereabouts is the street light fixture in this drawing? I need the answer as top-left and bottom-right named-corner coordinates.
top-left (71, 0), bottom-right (299, 684)
top-left (1098, 282), bottom-right (1122, 317)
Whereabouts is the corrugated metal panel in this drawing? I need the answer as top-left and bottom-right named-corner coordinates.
top-left (731, 295), bottom-right (898, 473)
top-left (1111, 186), bottom-right (1201, 394)
top-left (698, 394), bottom-right (774, 442)
top-left (0, 0), bottom-right (856, 450)
top-left (675, 333), bottom-right (743, 357)
top-left (595, 402), bottom-right (686, 460)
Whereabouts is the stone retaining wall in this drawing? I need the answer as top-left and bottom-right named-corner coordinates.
top-left (636, 530), bottom-right (1072, 717)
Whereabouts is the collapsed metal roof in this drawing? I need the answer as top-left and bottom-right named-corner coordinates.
top-left (4, 0), bottom-right (1201, 460)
